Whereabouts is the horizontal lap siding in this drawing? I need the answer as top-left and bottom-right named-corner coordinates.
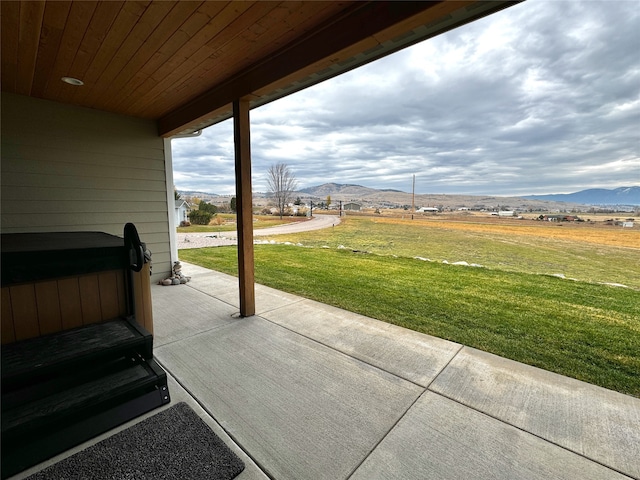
top-left (1, 93), bottom-right (171, 282)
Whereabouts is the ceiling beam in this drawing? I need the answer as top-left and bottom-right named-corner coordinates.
top-left (158, 1), bottom-right (449, 136)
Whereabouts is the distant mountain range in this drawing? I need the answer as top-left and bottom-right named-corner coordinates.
top-left (298, 183), bottom-right (384, 197)
top-left (524, 187), bottom-right (640, 206)
top-left (178, 184), bottom-right (639, 209)
top-left (301, 184), bottom-right (640, 205)
top-left (294, 183), bottom-right (579, 210)
top-left (178, 189), bottom-right (222, 197)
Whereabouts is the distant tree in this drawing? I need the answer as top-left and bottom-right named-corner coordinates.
top-left (294, 197), bottom-right (302, 206)
top-left (230, 196), bottom-right (237, 213)
top-left (174, 189), bottom-right (181, 201)
top-left (198, 201), bottom-right (217, 214)
top-left (267, 163), bottom-right (298, 219)
top-left (326, 195), bottom-right (331, 209)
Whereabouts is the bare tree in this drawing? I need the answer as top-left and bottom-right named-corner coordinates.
top-left (267, 163), bottom-right (298, 219)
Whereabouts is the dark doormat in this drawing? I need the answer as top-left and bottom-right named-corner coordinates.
top-left (26, 402), bottom-right (245, 480)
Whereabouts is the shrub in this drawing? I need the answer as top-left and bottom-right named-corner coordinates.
top-left (189, 210), bottom-right (213, 225)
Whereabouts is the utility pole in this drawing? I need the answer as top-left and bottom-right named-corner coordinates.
top-left (411, 174), bottom-right (415, 220)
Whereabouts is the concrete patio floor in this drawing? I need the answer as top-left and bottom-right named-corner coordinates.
top-left (150, 263), bottom-right (639, 480)
top-left (11, 262), bottom-right (639, 480)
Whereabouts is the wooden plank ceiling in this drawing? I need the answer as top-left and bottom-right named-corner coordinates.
top-left (1, 1), bottom-right (515, 137)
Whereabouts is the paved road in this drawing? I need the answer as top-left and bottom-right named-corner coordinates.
top-left (252, 214), bottom-right (340, 236)
top-left (178, 214), bottom-right (341, 249)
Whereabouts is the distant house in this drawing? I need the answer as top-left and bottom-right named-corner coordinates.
top-left (343, 202), bottom-right (361, 211)
top-left (416, 207), bottom-right (439, 213)
top-left (498, 211), bottom-right (515, 217)
top-left (538, 214), bottom-right (579, 222)
top-left (175, 200), bottom-right (191, 225)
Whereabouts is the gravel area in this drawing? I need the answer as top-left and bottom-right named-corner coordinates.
top-left (177, 215), bottom-right (340, 250)
top-left (178, 234), bottom-right (237, 249)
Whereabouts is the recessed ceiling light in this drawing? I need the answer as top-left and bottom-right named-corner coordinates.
top-left (61, 77), bottom-right (84, 86)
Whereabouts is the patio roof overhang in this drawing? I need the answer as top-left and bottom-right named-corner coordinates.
top-left (1, 1), bottom-right (517, 137)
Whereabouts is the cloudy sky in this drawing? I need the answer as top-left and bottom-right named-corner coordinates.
top-left (171, 0), bottom-right (640, 196)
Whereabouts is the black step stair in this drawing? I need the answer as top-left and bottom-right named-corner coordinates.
top-left (1, 318), bottom-right (170, 479)
top-left (2, 316), bottom-right (152, 389)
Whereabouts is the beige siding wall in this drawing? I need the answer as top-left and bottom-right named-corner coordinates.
top-left (1, 93), bottom-right (172, 282)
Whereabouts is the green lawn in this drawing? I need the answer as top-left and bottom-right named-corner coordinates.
top-left (179, 244), bottom-right (640, 397)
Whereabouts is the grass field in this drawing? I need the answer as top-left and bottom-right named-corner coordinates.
top-left (264, 215), bottom-right (640, 289)
top-left (179, 215), bottom-right (640, 397)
